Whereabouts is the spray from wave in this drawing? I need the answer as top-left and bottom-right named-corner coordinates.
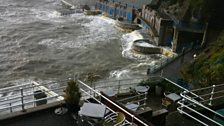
top-left (109, 30), bottom-right (168, 79)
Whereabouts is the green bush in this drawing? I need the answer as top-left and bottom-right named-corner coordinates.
top-left (64, 80), bottom-right (81, 106)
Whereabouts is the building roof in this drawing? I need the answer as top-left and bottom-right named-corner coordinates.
top-left (112, 0), bottom-right (153, 9)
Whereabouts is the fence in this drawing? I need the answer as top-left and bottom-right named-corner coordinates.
top-left (177, 83), bottom-right (224, 126)
top-left (78, 79), bottom-right (151, 126)
top-left (92, 76), bottom-right (162, 94)
top-left (0, 80), bottom-right (66, 115)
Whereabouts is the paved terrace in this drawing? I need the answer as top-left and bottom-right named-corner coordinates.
top-left (0, 105), bottom-right (74, 126)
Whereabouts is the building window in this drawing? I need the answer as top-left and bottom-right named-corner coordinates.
top-left (102, 5), bottom-right (105, 11)
top-left (123, 11), bottom-right (126, 18)
top-left (99, 3), bottom-right (102, 10)
top-left (120, 10), bottom-right (123, 16)
top-left (106, 6), bottom-right (109, 12)
top-left (116, 9), bottom-right (119, 16)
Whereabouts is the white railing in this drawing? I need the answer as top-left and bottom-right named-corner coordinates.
top-left (92, 76), bottom-right (161, 94)
top-left (77, 80), bottom-right (150, 126)
top-left (0, 77), bottom-right (154, 125)
top-left (0, 76), bottom-right (182, 115)
top-left (0, 80), bottom-right (66, 115)
top-left (177, 84), bottom-right (224, 126)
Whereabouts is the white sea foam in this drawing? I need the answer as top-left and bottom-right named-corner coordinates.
top-left (39, 15), bottom-right (120, 49)
top-left (135, 42), bottom-right (155, 47)
top-left (121, 30), bottom-right (145, 60)
top-left (34, 9), bottom-right (63, 22)
top-left (110, 69), bottom-right (131, 79)
top-left (109, 29), bottom-right (169, 79)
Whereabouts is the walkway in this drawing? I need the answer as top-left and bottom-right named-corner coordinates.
top-left (154, 49), bottom-right (198, 82)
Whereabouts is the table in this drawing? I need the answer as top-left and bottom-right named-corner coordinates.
top-left (79, 103), bottom-right (106, 119)
top-left (166, 93), bottom-right (181, 102)
top-left (135, 86), bottom-right (149, 93)
top-left (125, 103), bottom-right (139, 111)
top-left (102, 88), bottom-right (117, 97)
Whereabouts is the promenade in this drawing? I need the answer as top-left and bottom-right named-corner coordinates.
top-left (154, 49), bottom-right (198, 82)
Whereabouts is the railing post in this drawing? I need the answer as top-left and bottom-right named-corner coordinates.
top-left (94, 82), bottom-right (96, 97)
top-left (208, 85), bottom-right (215, 106)
top-left (7, 97), bottom-right (13, 113)
top-left (144, 92), bottom-right (147, 108)
top-left (9, 102), bottom-right (12, 113)
top-left (20, 88), bottom-right (25, 112)
top-left (32, 82), bottom-right (35, 107)
top-left (131, 114), bottom-right (134, 123)
top-left (180, 99), bottom-right (185, 114)
top-left (180, 91), bottom-right (187, 114)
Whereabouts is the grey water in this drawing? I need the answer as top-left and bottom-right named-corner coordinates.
top-left (0, 0), bottom-right (165, 88)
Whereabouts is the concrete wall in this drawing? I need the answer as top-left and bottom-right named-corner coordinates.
top-left (115, 20), bottom-right (140, 30)
top-left (132, 40), bottom-right (176, 57)
top-left (141, 5), bottom-right (173, 46)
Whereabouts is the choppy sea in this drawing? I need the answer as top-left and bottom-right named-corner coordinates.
top-left (0, 0), bottom-right (166, 88)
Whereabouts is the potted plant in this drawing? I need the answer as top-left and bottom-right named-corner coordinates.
top-left (64, 79), bottom-right (81, 113)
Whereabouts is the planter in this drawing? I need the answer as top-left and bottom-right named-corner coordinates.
top-left (66, 103), bottom-right (80, 113)
top-left (34, 90), bottom-right (47, 106)
top-left (155, 85), bottom-right (163, 96)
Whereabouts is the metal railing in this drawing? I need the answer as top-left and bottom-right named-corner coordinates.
top-left (90, 76), bottom-right (161, 95)
top-left (77, 80), bottom-right (132, 125)
top-left (0, 80), bottom-right (66, 115)
top-left (0, 77), bottom-right (149, 115)
top-left (77, 80), bottom-right (150, 126)
top-left (177, 83), bottom-right (224, 126)
top-left (0, 76), bottom-right (189, 116)
top-left (0, 77), bottom-right (154, 125)
top-left (118, 92), bottom-right (148, 110)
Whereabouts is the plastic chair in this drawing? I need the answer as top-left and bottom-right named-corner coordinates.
top-left (131, 123), bottom-right (138, 126)
top-left (103, 112), bottom-right (125, 126)
top-left (161, 98), bottom-right (171, 108)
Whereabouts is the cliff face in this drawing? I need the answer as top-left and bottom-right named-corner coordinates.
top-left (158, 0), bottom-right (191, 20)
top-left (158, 0), bottom-right (224, 26)
top-left (181, 30), bottom-right (224, 88)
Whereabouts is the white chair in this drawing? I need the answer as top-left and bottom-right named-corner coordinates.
top-left (103, 112), bottom-right (125, 126)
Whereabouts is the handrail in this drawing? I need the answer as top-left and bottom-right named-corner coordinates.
top-left (0, 89), bottom-right (65, 107)
top-left (177, 107), bottom-right (209, 126)
top-left (77, 80), bottom-right (149, 126)
top-left (0, 85), bottom-right (65, 103)
top-left (0, 95), bottom-right (62, 111)
top-left (190, 84), bottom-right (224, 92)
top-left (163, 77), bottom-right (204, 101)
top-left (0, 80), bottom-right (67, 95)
top-left (180, 93), bottom-right (224, 118)
top-left (177, 100), bottom-right (223, 126)
top-left (178, 83), bottom-right (224, 126)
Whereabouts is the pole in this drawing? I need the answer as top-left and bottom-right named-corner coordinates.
top-left (208, 85), bottom-right (215, 106)
top-left (20, 88), bottom-right (25, 112)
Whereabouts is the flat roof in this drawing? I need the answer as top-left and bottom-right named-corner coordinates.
top-left (0, 106), bottom-right (74, 126)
